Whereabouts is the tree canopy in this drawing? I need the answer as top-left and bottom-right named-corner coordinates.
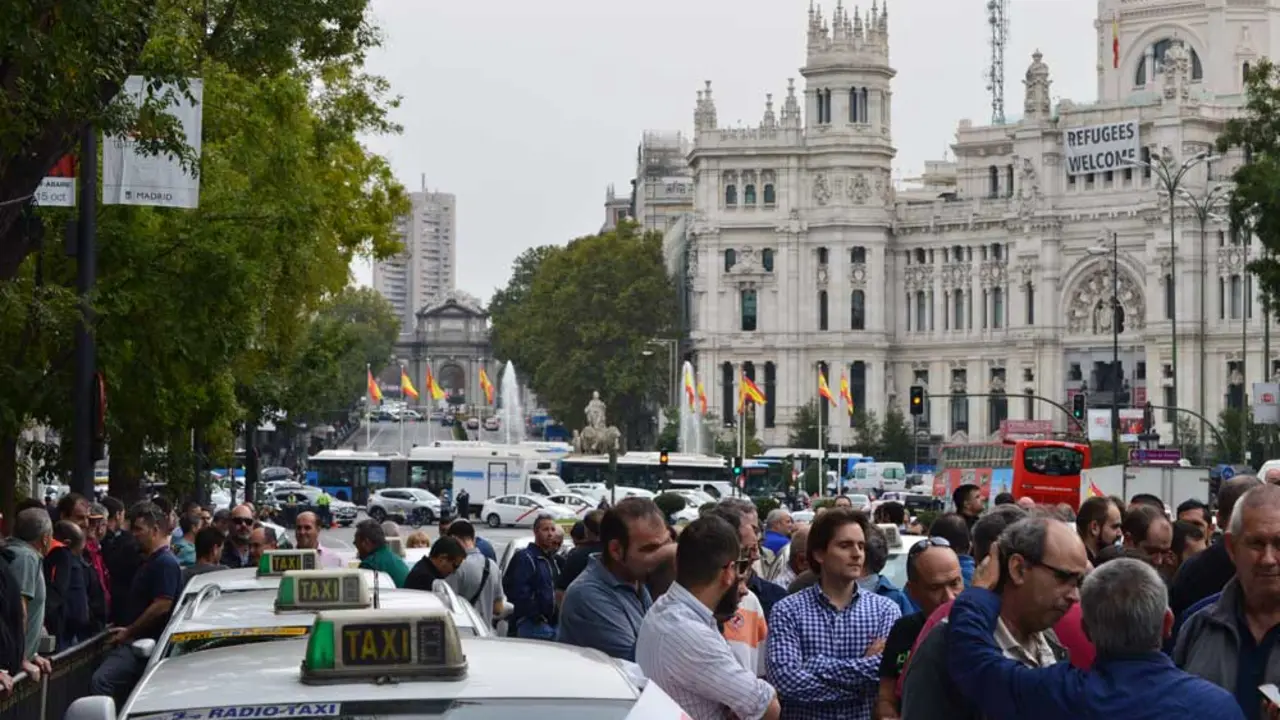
top-left (0, 0), bottom-right (387, 282)
top-left (488, 221), bottom-right (676, 447)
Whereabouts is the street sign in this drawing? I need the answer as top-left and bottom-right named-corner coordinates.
top-left (1254, 383), bottom-right (1280, 426)
top-left (1221, 466), bottom-right (1236, 481)
top-left (1129, 448), bottom-right (1182, 466)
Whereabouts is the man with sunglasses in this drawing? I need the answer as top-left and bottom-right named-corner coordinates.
top-left (875, 537), bottom-right (963, 720)
top-left (219, 504), bottom-right (256, 568)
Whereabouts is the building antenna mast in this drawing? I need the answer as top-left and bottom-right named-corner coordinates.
top-left (986, 0), bottom-right (1010, 124)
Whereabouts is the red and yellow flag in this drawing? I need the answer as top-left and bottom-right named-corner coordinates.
top-left (683, 365), bottom-right (697, 410)
top-left (367, 368), bottom-right (383, 403)
top-left (697, 381), bottom-right (708, 415)
top-left (818, 369), bottom-right (836, 407)
top-left (1112, 13), bottom-right (1120, 69)
top-left (1087, 480), bottom-right (1106, 499)
top-left (400, 369), bottom-right (419, 401)
top-left (737, 373), bottom-right (765, 414)
top-left (479, 368), bottom-right (495, 405)
top-left (425, 368), bottom-right (446, 401)
top-left (839, 372), bottom-right (854, 416)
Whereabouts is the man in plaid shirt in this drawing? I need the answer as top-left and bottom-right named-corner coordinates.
top-left (766, 508), bottom-right (900, 720)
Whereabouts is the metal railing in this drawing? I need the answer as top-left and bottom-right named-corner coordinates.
top-left (0, 631), bottom-right (112, 720)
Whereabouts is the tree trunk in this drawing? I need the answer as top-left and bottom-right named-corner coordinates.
top-left (0, 433), bottom-right (18, 534)
top-left (108, 434), bottom-right (144, 505)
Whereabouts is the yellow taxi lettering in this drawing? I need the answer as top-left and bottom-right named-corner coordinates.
top-left (271, 554), bottom-right (303, 573)
top-left (340, 623), bottom-right (411, 665)
top-left (298, 578), bottom-right (338, 602)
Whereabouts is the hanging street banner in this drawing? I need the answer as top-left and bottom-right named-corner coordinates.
top-left (1063, 119), bottom-right (1139, 177)
top-left (35, 154), bottom-right (77, 208)
top-left (102, 77), bottom-right (204, 209)
top-left (1254, 382), bottom-right (1280, 426)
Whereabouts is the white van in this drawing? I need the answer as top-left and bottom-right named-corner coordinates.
top-left (847, 462), bottom-right (908, 493)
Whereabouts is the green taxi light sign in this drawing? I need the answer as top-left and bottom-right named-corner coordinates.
top-left (258, 549), bottom-right (319, 577)
top-left (275, 569), bottom-right (371, 613)
top-left (302, 609), bottom-right (467, 684)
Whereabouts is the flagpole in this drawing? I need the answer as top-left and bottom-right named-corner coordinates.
top-left (365, 364), bottom-right (372, 450)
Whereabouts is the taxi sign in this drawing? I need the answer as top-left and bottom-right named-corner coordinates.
top-left (258, 549), bottom-right (318, 577)
top-left (276, 569), bottom-right (371, 612)
top-left (346, 559), bottom-right (362, 569)
top-left (387, 536), bottom-right (405, 558)
top-left (302, 608), bottom-right (467, 683)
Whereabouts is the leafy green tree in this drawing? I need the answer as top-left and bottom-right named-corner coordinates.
top-left (655, 406), bottom-right (679, 452)
top-left (0, 0), bottom-right (385, 282)
top-left (487, 221), bottom-right (675, 448)
top-left (788, 400), bottom-right (820, 448)
top-left (1219, 59), bottom-right (1280, 312)
top-left (880, 407), bottom-right (916, 464)
top-left (851, 410), bottom-right (882, 456)
top-left (710, 410), bottom-right (763, 458)
top-left (489, 245), bottom-right (559, 374)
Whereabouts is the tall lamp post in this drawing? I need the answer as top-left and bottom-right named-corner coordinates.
top-left (1087, 231), bottom-right (1122, 462)
top-left (1177, 170), bottom-right (1230, 455)
top-left (642, 338), bottom-right (679, 410)
top-left (1127, 147), bottom-right (1218, 446)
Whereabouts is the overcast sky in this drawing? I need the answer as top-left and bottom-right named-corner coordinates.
top-left (352, 0), bottom-right (1098, 302)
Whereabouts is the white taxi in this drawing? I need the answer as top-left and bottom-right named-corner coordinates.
top-left (69, 607), bottom-right (672, 720)
top-left (480, 493), bottom-right (576, 528)
top-left (144, 567), bottom-right (490, 670)
top-left (546, 492), bottom-right (595, 516)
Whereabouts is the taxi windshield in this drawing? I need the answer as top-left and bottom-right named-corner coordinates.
top-left (133, 699), bottom-right (633, 720)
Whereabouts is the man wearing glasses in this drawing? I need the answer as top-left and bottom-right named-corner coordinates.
top-left (219, 504), bottom-right (256, 568)
top-left (875, 536), bottom-right (963, 720)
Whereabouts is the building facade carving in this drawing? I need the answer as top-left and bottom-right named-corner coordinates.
top-left (679, 0), bottom-right (1271, 446)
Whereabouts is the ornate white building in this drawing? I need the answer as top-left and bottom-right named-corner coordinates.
top-left (686, 0), bottom-right (1267, 448)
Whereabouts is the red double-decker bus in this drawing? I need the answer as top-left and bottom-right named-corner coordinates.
top-left (933, 439), bottom-right (1092, 510)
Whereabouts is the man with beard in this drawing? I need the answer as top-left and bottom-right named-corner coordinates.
top-left (557, 498), bottom-right (671, 661)
top-left (636, 515), bottom-right (781, 720)
top-left (1075, 495), bottom-right (1123, 565)
top-left (220, 505), bottom-right (255, 568)
top-left (767, 508), bottom-right (900, 720)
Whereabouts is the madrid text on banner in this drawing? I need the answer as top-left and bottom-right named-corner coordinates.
top-left (101, 76), bottom-right (204, 209)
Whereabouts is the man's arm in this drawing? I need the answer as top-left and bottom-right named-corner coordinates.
top-left (670, 623), bottom-right (779, 720)
top-left (944, 588), bottom-right (1080, 720)
top-left (765, 601), bottom-right (889, 703)
top-left (120, 598), bottom-right (172, 641)
top-left (558, 587), bottom-right (640, 661)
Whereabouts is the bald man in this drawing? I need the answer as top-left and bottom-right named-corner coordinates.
top-left (220, 504), bottom-right (255, 568)
top-left (776, 523), bottom-right (809, 589)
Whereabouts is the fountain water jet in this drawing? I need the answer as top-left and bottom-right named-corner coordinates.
top-left (678, 360), bottom-right (705, 455)
top-left (498, 361), bottom-right (526, 446)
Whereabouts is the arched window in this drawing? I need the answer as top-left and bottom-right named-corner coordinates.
top-left (720, 362), bottom-right (734, 424)
top-left (744, 184), bottom-right (757, 204)
top-left (724, 248), bottom-right (736, 272)
top-left (953, 289), bottom-right (964, 330)
top-left (914, 248), bottom-right (926, 264)
top-left (859, 87), bottom-right (869, 123)
top-left (823, 89), bottom-right (832, 123)
top-left (915, 290), bottom-right (927, 331)
top-left (988, 389), bottom-right (1008, 435)
top-left (817, 247), bottom-right (829, 265)
top-left (850, 246), bottom-right (867, 264)
top-left (762, 249), bottom-right (774, 272)
top-left (763, 184), bottom-right (776, 205)
top-left (1134, 39), bottom-right (1205, 86)
top-left (849, 87), bottom-right (859, 123)
top-left (851, 290), bottom-right (865, 330)
top-left (818, 291), bottom-right (829, 331)
top-left (992, 287), bottom-right (1004, 329)
top-left (988, 166), bottom-right (999, 197)
top-left (725, 184), bottom-right (737, 205)
top-left (741, 289), bottom-right (758, 331)
top-left (764, 362), bottom-right (777, 429)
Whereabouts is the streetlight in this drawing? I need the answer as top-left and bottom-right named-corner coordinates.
top-left (1177, 170), bottom-right (1230, 455)
top-left (1126, 147), bottom-right (1220, 446)
top-left (1087, 231), bottom-right (1121, 462)
top-left (642, 338), bottom-right (679, 410)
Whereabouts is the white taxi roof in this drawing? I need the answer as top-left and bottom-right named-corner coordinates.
top-left (124, 636), bottom-right (641, 717)
top-left (177, 567), bottom-right (396, 603)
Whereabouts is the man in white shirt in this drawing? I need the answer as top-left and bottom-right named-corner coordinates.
top-left (293, 512), bottom-right (344, 568)
top-left (636, 515), bottom-right (780, 720)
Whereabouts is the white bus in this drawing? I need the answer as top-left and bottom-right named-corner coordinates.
top-left (558, 451), bottom-right (729, 494)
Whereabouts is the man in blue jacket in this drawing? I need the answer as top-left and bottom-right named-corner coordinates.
top-left (946, 528), bottom-right (1242, 720)
top-left (502, 514), bottom-right (562, 640)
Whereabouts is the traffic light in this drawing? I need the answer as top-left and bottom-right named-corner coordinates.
top-left (659, 451), bottom-right (669, 467)
top-left (1072, 392), bottom-right (1087, 420)
top-left (909, 386), bottom-right (925, 416)
top-left (732, 456), bottom-right (743, 477)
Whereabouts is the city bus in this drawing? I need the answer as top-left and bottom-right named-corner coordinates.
top-left (558, 452), bottom-right (730, 493)
top-left (933, 439), bottom-right (1091, 509)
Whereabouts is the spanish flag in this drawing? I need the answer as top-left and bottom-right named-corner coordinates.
top-left (818, 369), bottom-right (836, 407)
top-left (367, 368), bottom-right (383, 403)
top-left (1112, 13), bottom-right (1120, 69)
top-left (697, 382), bottom-right (708, 415)
top-left (839, 372), bottom-right (854, 416)
top-left (683, 365), bottom-right (697, 410)
top-left (426, 368), bottom-right (446, 401)
top-left (1087, 480), bottom-right (1106, 498)
top-left (400, 369), bottom-right (419, 401)
top-left (479, 368), bottom-right (495, 405)
top-left (737, 373), bottom-right (765, 414)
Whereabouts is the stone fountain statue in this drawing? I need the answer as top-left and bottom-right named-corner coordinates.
top-left (574, 390), bottom-right (621, 454)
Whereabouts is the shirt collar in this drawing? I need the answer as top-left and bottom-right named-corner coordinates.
top-left (667, 582), bottom-right (716, 628)
top-left (993, 617), bottom-right (1057, 667)
top-left (811, 581), bottom-right (861, 612)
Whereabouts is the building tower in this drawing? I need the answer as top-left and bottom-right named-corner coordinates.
top-left (801, 0), bottom-right (894, 154)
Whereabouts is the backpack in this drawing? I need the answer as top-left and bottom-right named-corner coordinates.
top-left (0, 546), bottom-right (26, 673)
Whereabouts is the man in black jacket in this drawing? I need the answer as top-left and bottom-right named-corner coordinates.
top-left (1169, 475), bottom-right (1260, 618)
